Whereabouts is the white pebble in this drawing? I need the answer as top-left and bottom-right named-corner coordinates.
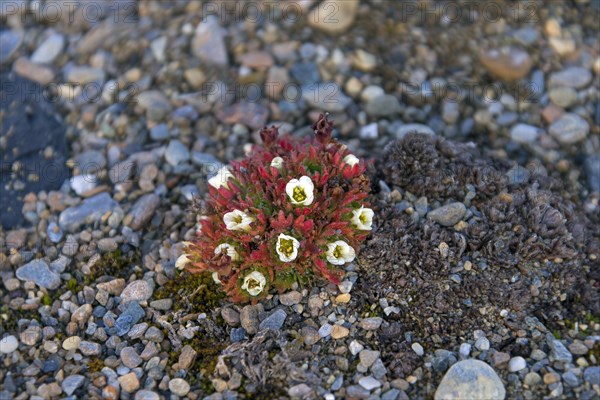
top-left (0, 335), bottom-right (19, 353)
top-left (411, 343), bottom-right (425, 356)
top-left (508, 356), bottom-right (527, 372)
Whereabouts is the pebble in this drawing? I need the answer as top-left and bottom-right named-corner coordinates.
top-left (118, 372), bottom-right (140, 393)
top-left (216, 102), bottom-right (269, 129)
top-left (359, 350), bottom-right (380, 368)
top-left (65, 66), bottom-right (106, 85)
top-left (549, 113), bottom-right (590, 144)
top-left (583, 366), bottom-right (599, 386)
top-left (144, 326), bottom-right (164, 342)
top-left (508, 356), bottom-right (527, 372)
top-left (475, 337), bottom-right (490, 351)
top-left (301, 326), bottom-right (320, 345)
top-left (524, 372), bottom-right (542, 387)
top-left (360, 317), bottom-right (383, 330)
top-left (13, 56), bottom-right (55, 84)
top-left (360, 123), bottom-right (379, 140)
top-left (338, 281), bottom-right (353, 293)
top-left (137, 91), bottom-right (172, 120)
top-left (335, 293), bottom-right (351, 303)
top-left (549, 86), bottom-right (578, 108)
top-left (79, 341), bottom-right (101, 356)
top-left (127, 194), bottom-right (160, 230)
top-left (279, 291), bottom-right (302, 306)
top-left (359, 376), bottom-right (381, 391)
top-left (62, 375), bottom-right (85, 396)
top-left (549, 66), bottom-right (593, 89)
top-left (178, 345), bottom-right (197, 370)
top-left (121, 280), bottom-right (154, 303)
top-left (165, 140), bottom-right (190, 166)
top-left (20, 326), bottom-right (42, 346)
top-left (434, 359), bottom-right (505, 400)
top-left (59, 192), bottom-right (117, 232)
top-left (562, 370), bottom-right (580, 387)
top-left (479, 46), bottom-right (533, 81)
top-left (0, 335), bottom-right (19, 353)
top-left (47, 221), bottom-right (64, 243)
top-left (221, 308), bottom-right (240, 326)
top-left (302, 83), bottom-right (351, 112)
top-left (240, 305), bottom-right (259, 334)
top-left (366, 95), bottom-right (401, 117)
top-left (349, 340), bottom-right (364, 356)
top-left (510, 123), bottom-right (541, 144)
top-left (169, 378), bottom-right (191, 396)
top-left (16, 259), bottom-right (61, 290)
top-left (135, 390), bottom-right (160, 400)
top-left (352, 49), bottom-right (377, 72)
top-left (568, 340), bottom-right (589, 355)
top-left (258, 309), bottom-right (287, 331)
top-left (150, 123), bottom-right (169, 141)
top-left (121, 347), bottom-right (142, 368)
top-left (0, 30), bottom-right (22, 64)
top-left (547, 336), bottom-right (573, 363)
top-left (288, 383), bottom-right (312, 398)
top-left (427, 202), bottom-right (466, 227)
top-left (98, 238), bottom-right (118, 252)
top-left (331, 324), bottom-right (350, 339)
top-left (62, 336), bottom-right (81, 351)
top-left (31, 32), bottom-right (64, 64)
top-left (319, 323), bottom-right (333, 338)
top-left (115, 301), bottom-right (145, 336)
top-left (72, 304), bottom-right (92, 323)
top-left (308, 0), bottom-right (358, 34)
top-left (192, 17), bottom-right (228, 66)
top-left (290, 61), bottom-right (321, 84)
top-left (412, 343), bottom-right (424, 356)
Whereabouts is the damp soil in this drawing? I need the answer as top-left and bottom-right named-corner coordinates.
top-left (354, 133), bottom-right (600, 377)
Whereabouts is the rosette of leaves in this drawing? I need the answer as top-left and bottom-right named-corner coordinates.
top-left (179, 114), bottom-right (373, 303)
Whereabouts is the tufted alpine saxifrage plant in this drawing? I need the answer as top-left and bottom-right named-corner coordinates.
top-left (178, 114), bottom-right (373, 303)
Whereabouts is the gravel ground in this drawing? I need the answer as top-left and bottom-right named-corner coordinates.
top-left (1, 1), bottom-right (599, 399)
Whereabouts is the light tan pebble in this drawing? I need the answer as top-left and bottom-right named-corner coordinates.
top-left (331, 325), bottom-right (350, 339)
top-left (335, 293), bottom-right (351, 303)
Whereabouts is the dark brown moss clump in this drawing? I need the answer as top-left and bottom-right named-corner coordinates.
top-left (154, 271), bottom-right (225, 314)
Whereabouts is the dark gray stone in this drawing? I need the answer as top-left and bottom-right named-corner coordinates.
top-left (115, 301), bottom-right (145, 336)
top-left (1, 73), bottom-right (69, 229)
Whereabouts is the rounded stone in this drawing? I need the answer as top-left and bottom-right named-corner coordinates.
top-left (169, 378), bottom-right (190, 396)
top-left (434, 359), bottom-right (505, 400)
top-left (0, 335), bottom-right (19, 353)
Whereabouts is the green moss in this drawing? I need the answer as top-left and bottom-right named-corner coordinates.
top-left (41, 294), bottom-right (52, 306)
top-left (0, 304), bottom-right (39, 335)
top-left (154, 271), bottom-right (225, 314)
top-left (88, 249), bottom-right (141, 281)
top-left (87, 357), bottom-right (104, 373)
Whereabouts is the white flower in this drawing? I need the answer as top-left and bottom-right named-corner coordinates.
top-left (223, 210), bottom-right (254, 232)
top-left (241, 271), bottom-right (267, 296)
top-left (175, 254), bottom-right (191, 270)
top-left (270, 156), bottom-right (284, 169)
top-left (208, 166), bottom-right (234, 189)
top-left (276, 233), bottom-right (300, 262)
top-left (286, 176), bottom-right (314, 206)
top-left (343, 154), bottom-right (360, 167)
top-left (351, 206), bottom-right (374, 230)
top-left (214, 243), bottom-right (239, 261)
top-left (212, 272), bottom-right (222, 285)
top-left (326, 241), bottom-right (356, 265)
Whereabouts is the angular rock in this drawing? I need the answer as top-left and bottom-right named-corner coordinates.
top-left (259, 309), bottom-right (287, 331)
top-left (127, 194), bottom-right (160, 230)
top-left (62, 375), bottom-right (85, 396)
top-left (16, 260), bottom-right (61, 290)
top-left (121, 280), bottom-right (154, 303)
top-left (192, 17), bottom-right (228, 66)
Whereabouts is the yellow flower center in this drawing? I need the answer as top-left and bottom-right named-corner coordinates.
top-left (359, 212), bottom-right (367, 224)
top-left (292, 186), bottom-right (307, 202)
top-left (278, 238), bottom-right (295, 257)
top-left (233, 215), bottom-right (243, 224)
top-left (247, 279), bottom-right (260, 289)
top-left (333, 245), bottom-right (343, 258)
